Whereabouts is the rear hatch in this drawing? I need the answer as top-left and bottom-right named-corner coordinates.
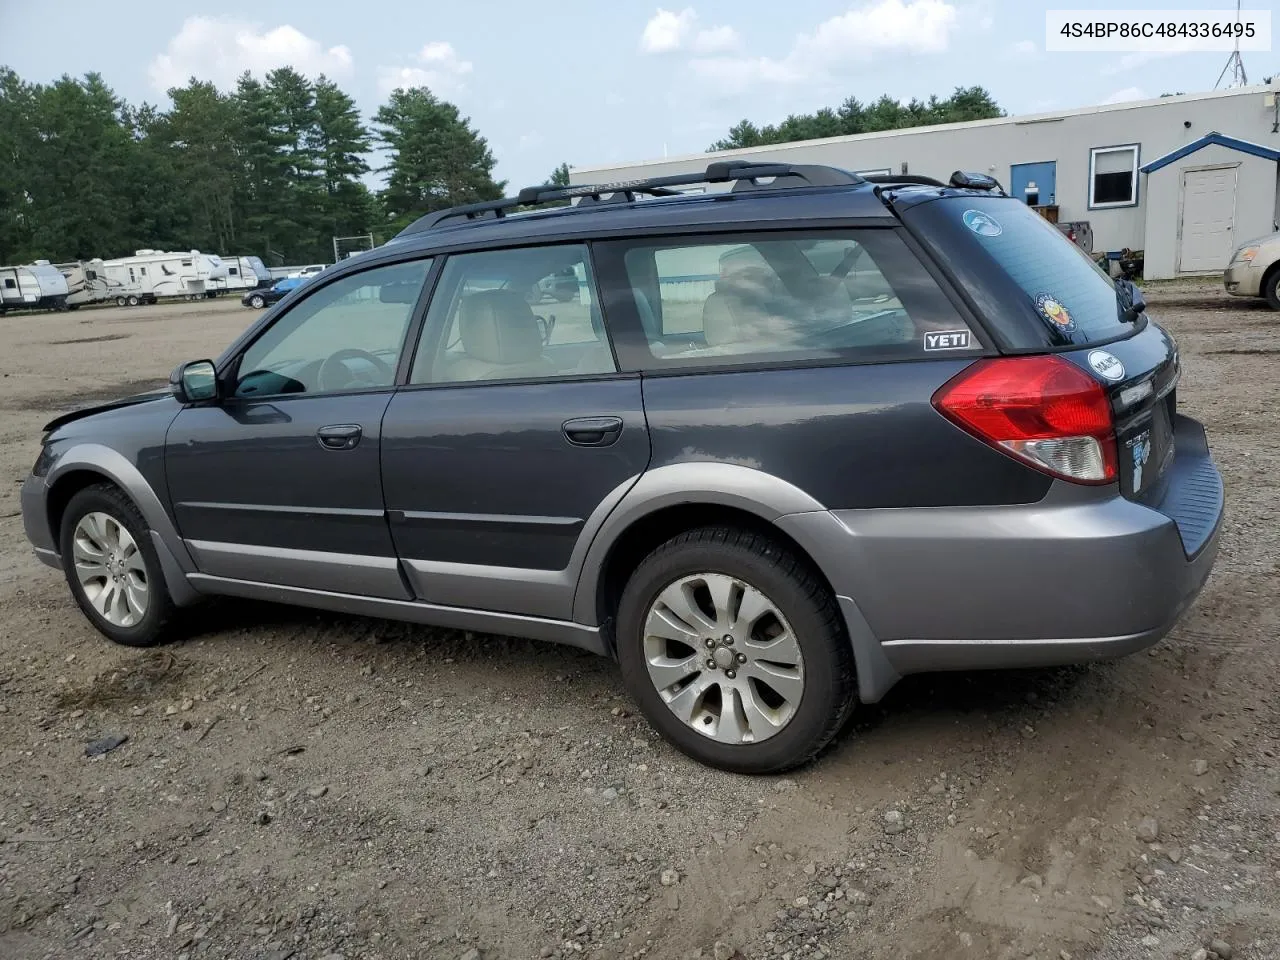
top-left (899, 194), bottom-right (1180, 502)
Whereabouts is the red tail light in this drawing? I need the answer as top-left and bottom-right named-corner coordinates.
top-left (932, 356), bottom-right (1118, 484)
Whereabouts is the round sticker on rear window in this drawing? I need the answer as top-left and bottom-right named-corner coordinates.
top-left (1034, 293), bottom-right (1076, 334)
top-left (962, 209), bottom-right (1002, 237)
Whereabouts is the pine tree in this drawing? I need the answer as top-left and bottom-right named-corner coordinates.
top-left (312, 75), bottom-right (374, 250)
top-left (374, 87), bottom-right (503, 233)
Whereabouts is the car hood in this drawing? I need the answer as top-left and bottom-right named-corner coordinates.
top-left (43, 388), bottom-right (172, 434)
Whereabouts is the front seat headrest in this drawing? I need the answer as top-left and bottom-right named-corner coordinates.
top-left (459, 290), bottom-right (543, 365)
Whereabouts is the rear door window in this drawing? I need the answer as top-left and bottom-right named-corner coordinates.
top-left (602, 230), bottom-right (978, 370)
top-left (911, 197), bottom-right (1131, 345)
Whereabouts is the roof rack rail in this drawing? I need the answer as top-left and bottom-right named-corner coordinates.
top-left (395, 161), bottom-right (865, 237)
top-left (862, 174), bottom-right (947, 188)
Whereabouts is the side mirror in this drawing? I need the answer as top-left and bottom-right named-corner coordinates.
top-left (170, 359), bottom-right (218, 404)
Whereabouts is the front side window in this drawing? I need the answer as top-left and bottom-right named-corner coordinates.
top-left (613, 230), bottom-right (976, 368)
top-left (411, 243), bottom-right (615, 384)
top-left (1090, 145), bottom-right (1138, 207)
top-left (235, 258), bottom-right (431, 398)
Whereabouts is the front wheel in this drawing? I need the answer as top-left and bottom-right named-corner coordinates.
top-left (1264, 269), bottom-right (1280, 311)
top-left (250, 294), bottom-right (265, 309)
top-left (616, 526), bottom-right (855, 774)
top-left (126, 295), bottom-right (140, 307)
top-left (59, 483), bottom-right (177, 647)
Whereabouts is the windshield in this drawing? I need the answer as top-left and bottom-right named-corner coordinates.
top-left (909, 197), bottom-right (1133, 346)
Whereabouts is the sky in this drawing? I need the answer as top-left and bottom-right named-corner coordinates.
top-left (1, 0), bottom-right (1275, 190)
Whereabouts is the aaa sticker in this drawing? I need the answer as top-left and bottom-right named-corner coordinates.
top-left (1034, 293), bottom-right (1076, 333)
top-left (962, 209), bottom-right (1002, 237)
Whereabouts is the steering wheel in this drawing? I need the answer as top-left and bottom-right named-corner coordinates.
top-left (317, 349), bottom-right (394, 391)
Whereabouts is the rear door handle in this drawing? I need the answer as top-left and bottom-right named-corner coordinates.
top-left (316, 423), bottom-right (362, 451)
top-left (563, 416), bottom-right (623, 447)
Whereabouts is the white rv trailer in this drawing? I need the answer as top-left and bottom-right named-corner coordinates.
top-left (57, 259), bottom-right (110, 308)
top-left (0, 261), bottom-right (71, 313)
top-left (98, 249), bottom-right (229, 305)
top-left (211, 255), bottom-right (271, 294)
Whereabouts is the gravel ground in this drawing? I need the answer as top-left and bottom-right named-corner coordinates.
top-left (0, 286), bottom-right (1277, 960)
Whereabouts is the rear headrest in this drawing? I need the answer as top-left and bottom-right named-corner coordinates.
top-left (459, 291), bottom-right (543, 365)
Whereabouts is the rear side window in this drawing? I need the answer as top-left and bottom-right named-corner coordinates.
top-left (607, 230), bottom-right (977, 369)
top-left (914, 197), bottom-right (1129, 345)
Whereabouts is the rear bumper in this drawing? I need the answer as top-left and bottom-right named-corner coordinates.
top-left (778, 415), bottom-right (1223, 697)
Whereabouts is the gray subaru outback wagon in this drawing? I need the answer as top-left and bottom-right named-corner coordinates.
top-left (21, 163), bottom-right (1224, 773)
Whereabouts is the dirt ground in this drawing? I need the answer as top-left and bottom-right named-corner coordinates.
top-left (0, 287), bottom-right (1277, 960)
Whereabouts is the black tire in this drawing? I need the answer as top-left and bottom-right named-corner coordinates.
top-left (250, 294), bottom-right (265, 309)
top-left (1264, 267), bottom-right (1280, 311)
top-left (616, 526), bottom-right (855, 774)
top-left (115, 296), bottom-right (126, 307)
top-left (58, 483), bottom-right (178, 647)
top-left (127, 295), bottom-right (139, 307)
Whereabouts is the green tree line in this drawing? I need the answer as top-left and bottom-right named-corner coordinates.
top-left (710, 86), bottom-right (1003, 150)
top-left (0, 65), bottom-right (508, 266)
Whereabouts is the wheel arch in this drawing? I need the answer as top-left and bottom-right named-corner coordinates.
top-left (46, 445), bottom-right (201, 606)
top-left (571, 462), bottom-right (901, 703)
top-left (1260, 258), bottom-right (1280, 305)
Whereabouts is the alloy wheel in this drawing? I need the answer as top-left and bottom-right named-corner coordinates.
top-left (642, 572), bottom-right (804, 744)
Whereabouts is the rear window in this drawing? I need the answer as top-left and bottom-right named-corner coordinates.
top-left (914, 197), bottom-right (1130, 345)
top-left (608, 229), bottom-right (978, 370)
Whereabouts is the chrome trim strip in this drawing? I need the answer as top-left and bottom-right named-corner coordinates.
top-left (396, 510), bottom-right (582, 528)
top-left (179, 501), bottom-right (384, 518)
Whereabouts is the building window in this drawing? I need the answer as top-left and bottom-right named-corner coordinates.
top-left (1089, 144), bottom-right (1139, 208)
top-left (855, 169), bottom-right (892, 177)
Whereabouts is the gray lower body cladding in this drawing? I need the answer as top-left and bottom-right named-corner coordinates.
top-left (779, 416), bottom-right (1223, 699)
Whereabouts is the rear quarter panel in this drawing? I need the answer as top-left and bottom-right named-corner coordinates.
top-left (640, 361), bottom-right (1052, 508)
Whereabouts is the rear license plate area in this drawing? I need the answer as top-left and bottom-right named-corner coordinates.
top-left (1121, 399), bottom-right (1173, 498)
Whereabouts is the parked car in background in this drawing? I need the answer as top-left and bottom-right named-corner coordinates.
top-left (288, 264), bottom-right (327, 280)
top-left (1224, 230), bottom-right (1280, 309)
top-left (241, 276), bottom-right (306, 309)
top-left (21, 162), bottom-right (1223, 774)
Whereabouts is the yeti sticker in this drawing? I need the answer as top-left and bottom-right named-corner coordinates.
top-left (924, 329), bottom-right (972, 351)
top-left (1128, 430), bottom-right (1152, 490)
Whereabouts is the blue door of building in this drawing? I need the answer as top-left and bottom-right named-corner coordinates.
top-left (1010, 161), bottom-right (1057, 206)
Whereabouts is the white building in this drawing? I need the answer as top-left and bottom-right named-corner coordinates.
top-left (570, 85), bottom-right (1280, 280)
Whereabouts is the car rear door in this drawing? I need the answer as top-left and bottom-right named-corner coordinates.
top-left (380, 242), bottom-right (650, 621)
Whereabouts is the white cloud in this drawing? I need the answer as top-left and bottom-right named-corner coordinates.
top-left (687, 0), bottom-right (959, 98)
top-left (640, 8), bottom-right (740, 55)
top-left (377, 41), bottom-right (473, 96)
top-left (692, 25), bottom-right (742, 55)
top-left (148, 16), bottom-right (352, 93)
top-left (1010, 39), bottom-right (1037, 57)
top-left (641, 8), bottom-right (698, 53)
top-left (1100, 86), bottom-right (1148, 105)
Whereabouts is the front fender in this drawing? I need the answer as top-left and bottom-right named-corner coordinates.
top-left (46, 443), bottom-right (201, 606)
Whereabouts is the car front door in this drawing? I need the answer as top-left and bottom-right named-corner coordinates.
top-left (165, 257), bottom-right (433, 598)
top-left (381, 243), bottom-right (649, 621)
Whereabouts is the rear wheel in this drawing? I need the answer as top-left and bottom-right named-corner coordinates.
top-left (616, 526), bottom-right (854, 774)
top-left (126, 295), bottom-right (139, 307)
top-left (115, 296), bottom-right (126, 307)
top-left (58, 483), bottom-right (177, 647)
top-left (1264, 268), bottom-right (1280, 311)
